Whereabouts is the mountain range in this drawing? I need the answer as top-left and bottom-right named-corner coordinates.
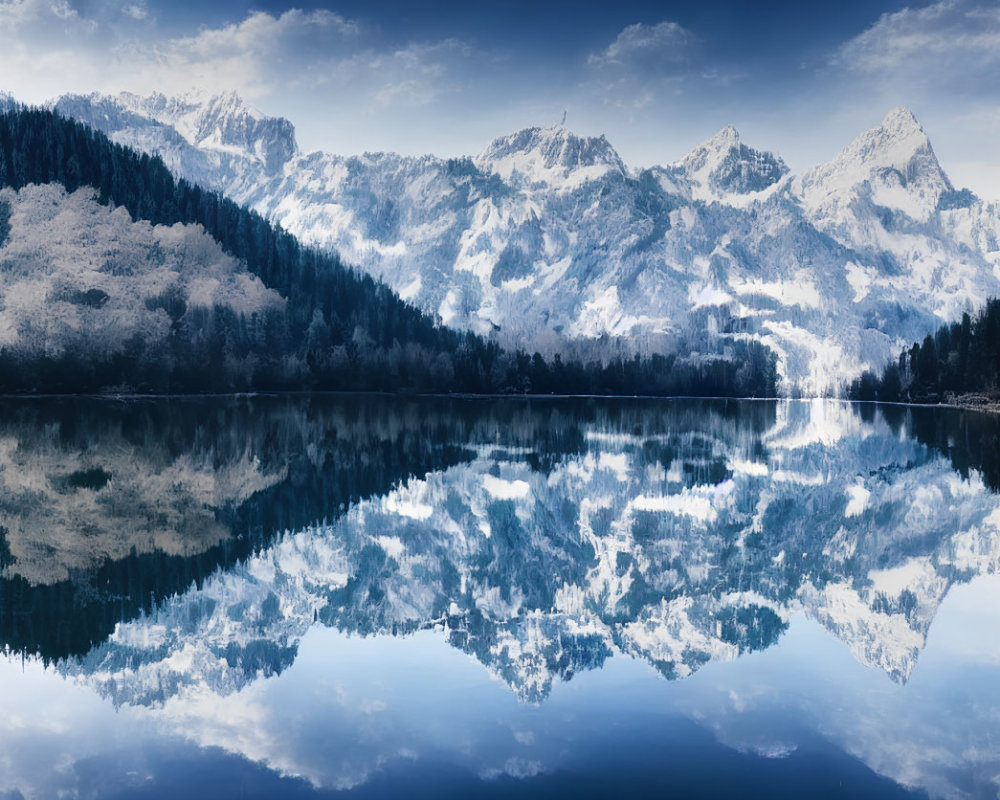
top-left (50, 90), bottom-right (1000, 394)
top-left (0, 104), bottom-right (779, 397)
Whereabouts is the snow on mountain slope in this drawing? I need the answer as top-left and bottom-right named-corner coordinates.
top-left (48, 92), bottom-right (1000, 393)
top-left (965, 200), bottom-right (1000, 273)
top-left (54, 91), bottom-right (297, 192)
top-left (675, 124), bottom-right (789, 203)
top-left (475, 124), bottom-right (626, 189)
top-left (798, 107), bottom-right (950, 227)
top-left (792, 107), bottom-right (996, 326)
top-left (0, 183), bottom-right (283, 362)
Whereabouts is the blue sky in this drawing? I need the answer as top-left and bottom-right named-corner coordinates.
top-left (1, 0), bottom-right (999, 196)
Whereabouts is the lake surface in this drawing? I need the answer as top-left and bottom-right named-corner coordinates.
top-left (0, 396), bottom-right (998, 799)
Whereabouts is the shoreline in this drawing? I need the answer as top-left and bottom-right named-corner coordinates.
top-left (941, 393), bottom-right (1000, 415)
top-left (0, 390), bottom-right (997, 416)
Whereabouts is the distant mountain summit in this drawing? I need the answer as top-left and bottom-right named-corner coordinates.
top-left (798, 106), bottom-right (953, 226)
top-left (55, 90), bottom-right (299, 184)
top-left (125, 89), bottom-right (299, 174)
top-left (678, 124), bottom-right (788, 200)
top-left (45, 91), bottom-right (1000, 393)
top-left (475, 125), bottom-right (626, 187)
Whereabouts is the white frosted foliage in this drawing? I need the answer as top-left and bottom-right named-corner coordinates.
top-left (0, 183), bottom-right (283, 360)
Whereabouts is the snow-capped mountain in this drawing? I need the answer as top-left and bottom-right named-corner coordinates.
top-left (797, 106), bottom-right (950, 227)
top-left (49, 92), bottom-right (1000, 393)
top-left (55, 91), bottom-right (297, 184)
top-left (678, 124), bottom-right (788, 201)
top-left (474, 124), bottom-right (627, 188)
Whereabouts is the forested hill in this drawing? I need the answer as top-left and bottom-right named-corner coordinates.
top-left (849, 298), bottom-right (1000, 404)
top-left (0, 106), bottom-right (777, 396)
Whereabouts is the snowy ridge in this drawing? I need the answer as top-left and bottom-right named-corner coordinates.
top-left (798, 107), bottom-right (951, 225)
top-left (676, 124), bottom-right (789, 202)
top-left (475, 125), bottom-right (626, 189)
top-left (99, 90), bottom-right (297, 174)
top-left (48, 92), bottom-right (1000, 393)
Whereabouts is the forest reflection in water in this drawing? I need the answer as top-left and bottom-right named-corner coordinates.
top-left (0, 395), bottom-right (998, 799)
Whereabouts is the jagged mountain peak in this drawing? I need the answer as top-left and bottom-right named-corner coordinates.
top-left (40, 89), bottom-right (1000, 394)
top-left (836, 105), bottom-right (938, 173)
top-left (680, 124), bottom-right (744, 174)
top-left (695, 124), bottom-right (741, 153)
top-left (475, 124), bottom-right (626, 186)
top-left (679, 124), bottom-right (788, 199)
top-left (799, 106), bottom-right (952, 223)
top-left (880, 105), bottom-right (921, 133)
top-left (90, 89), bottom-right (299, 175)
top-left (75, 88), bottom-right (258, 124)
top-left (123, 88), bottom-right (260, 117)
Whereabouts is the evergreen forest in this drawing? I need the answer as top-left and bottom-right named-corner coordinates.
top-left (849, 298), bottom-right (1000, 403)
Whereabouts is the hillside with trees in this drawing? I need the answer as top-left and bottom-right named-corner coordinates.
top-left (0, 106), bottom-right (778, 397)
top-left (849, 298), bottom-right (1000, 405)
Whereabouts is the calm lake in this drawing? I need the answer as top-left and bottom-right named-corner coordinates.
top-left (0, 396), bottom-right (998, 799)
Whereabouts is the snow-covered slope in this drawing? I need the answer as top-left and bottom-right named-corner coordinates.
top-left (49, 92), bottom-right (1000, 393)
top-left (676, 124), bottom-right (789, 202)
top-left (55, 91), bottom-right (297, 185)
top-left (475, 125), bottom-right (626, 188)
top-left (798, 107), bottom-right (950, 227)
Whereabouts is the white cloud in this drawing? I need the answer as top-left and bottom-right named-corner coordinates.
top-left (833, 0), bottom-right (1000, 87)
top-left (163, 8), bottom-right (359, 61)
top-left (0, 1), bottom-right (472, 127)
top-left (588, 21), bottom-right (698, 75)
top-left (122, 2), bottom-right (147, 21)
top-left (0, 0), bottom-right (104, 100)
top-left (0, 0), bottom-right (88, 31)
top-left (581, 20), bottom-right (739, 115)
top-left (308, 39), bottom-right (470, 110)
top-left (127, 9), bottom-right (363, 99)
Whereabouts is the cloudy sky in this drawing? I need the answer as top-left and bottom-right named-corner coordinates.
top-left (1, 0), bottom-right (999, 196)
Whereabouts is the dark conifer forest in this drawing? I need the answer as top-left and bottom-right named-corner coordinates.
top-left (0, 106), bottom-right (778, 397)
top-left (849, 298), bottom-right (1000, 403)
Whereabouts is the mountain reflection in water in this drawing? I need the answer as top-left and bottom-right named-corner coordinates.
top-left (0, 396), bottom-right (998, 799)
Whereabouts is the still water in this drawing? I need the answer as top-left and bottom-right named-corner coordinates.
top-left (0, 396), bottom-right (998, 799)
